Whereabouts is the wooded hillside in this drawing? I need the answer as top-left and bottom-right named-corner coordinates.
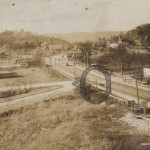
top-left (127, 23), bottom-right (150, 46)
top-left (0, 31), bottom-right (69, 53)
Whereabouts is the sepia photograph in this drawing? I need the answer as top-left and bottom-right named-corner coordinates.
top-left (0, 0), bottom-right (150, 149)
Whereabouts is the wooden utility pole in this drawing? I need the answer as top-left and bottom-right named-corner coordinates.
top-left (135, 78), bottom-right (140, 103)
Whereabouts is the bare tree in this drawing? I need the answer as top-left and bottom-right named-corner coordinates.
top-left (126, 53), bottom-right (136, 74)
top-left (33, 48), bottom-right (43, 67)
top-left (132, 71), bottom-right (143, 103)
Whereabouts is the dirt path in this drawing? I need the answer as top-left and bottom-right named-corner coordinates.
top-left (0, 81), bottom-right (72, 92)
top-left (0, 81), bottom-right (73, 114)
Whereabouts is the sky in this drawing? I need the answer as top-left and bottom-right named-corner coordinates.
top-left (0, 0), bottom-right (150, 34)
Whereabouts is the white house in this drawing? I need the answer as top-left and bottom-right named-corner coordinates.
top-left (107, 42), bottom-right (118, 48)
top-left (143, 68), bottom-right (150, 77)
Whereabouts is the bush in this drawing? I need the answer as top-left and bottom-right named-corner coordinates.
top-left (0, 89), bottom-right (31, 98)
top-left (0, 90), bottom-right (12, 98)
top-left (72, 77), bottom-right (92, 97)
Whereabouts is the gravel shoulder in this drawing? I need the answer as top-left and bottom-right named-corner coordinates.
top-left (120, 112), bottom-right (150, 133)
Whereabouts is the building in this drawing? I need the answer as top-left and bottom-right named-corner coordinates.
top-left (143, 68), bottom-right (150, 78)
top-left (135, 39), bottom-right (142, 46)
top-left (126, 47), bottom-right (149, 54)
top-left (107, 42), bottom-right (118, 48)
top-left (142, 36), bottom-right (150, 46)
top-left (107, 36), bottom-right (125, 48)
top-left (107, 35), bottom-right (132, 49)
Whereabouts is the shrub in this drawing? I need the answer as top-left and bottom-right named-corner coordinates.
top-left (72, 77), bottom-right (92, 97)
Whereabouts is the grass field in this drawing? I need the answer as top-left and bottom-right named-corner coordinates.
top-left (0, 85), bottom-right (63, 100)
top-left (0, 67), bottom-right (69, 87)
top-left (0, 93), bottom-right (149, 150)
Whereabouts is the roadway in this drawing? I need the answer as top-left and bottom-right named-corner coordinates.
top-left (45, 57), bottom-right (150, 103)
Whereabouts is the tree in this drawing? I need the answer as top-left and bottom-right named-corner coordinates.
top-left (33, 48), bottom-right (43, 67)
top-left (127, 23), bottom-right (150, 46)
top-left (110, 36), bottom-right (119, 42)
top-left (0, 30), bottom-right (69, 53)
top-left (125, 53), bottom-right (136, 74)
top-left (72, 77), bottom-right (92, 97)
top-left (78, 41), bottom-right (93, 65)
top-left (110, 46), bottom-right (128, 74)
top-left (98, 38), bottom-right (107, 48)
top-left (136, 54), bottom-right (149, 69)
top-left (96, 54), bottom-right (110, 68)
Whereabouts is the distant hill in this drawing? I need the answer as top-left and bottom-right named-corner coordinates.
top-left (50, 31), bottom-right (126, 43)
top-left (127, 23), bottom-right (150, 46)
top-left (127, 23), bottom-right (150, 40)
top-left (0, 30), bottom-right (69, 53)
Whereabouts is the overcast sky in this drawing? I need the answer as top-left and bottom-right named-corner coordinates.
top-left (0, 0), bottom-right (150, 34)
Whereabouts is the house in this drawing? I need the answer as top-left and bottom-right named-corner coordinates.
top-left (107, 42), bottom-right (118, 48)
top-left (142, 36), bottom-right (150, 46)
top-left (135, 39), bottom-right (142, 46)
top-left (107, 36), bottom-right (124, 48)
top-left (16, 55), bottom-right (33, 67)
top-left (143, 68), bottom-right (150, 78)
top-left (41, 42), bottom-right (64, 54)
top-left (107, 35), bottom-right (131, 49)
